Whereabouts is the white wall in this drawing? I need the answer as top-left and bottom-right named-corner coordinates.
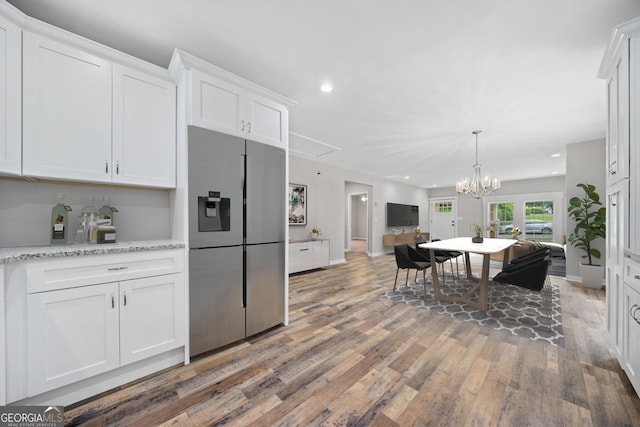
top-left (350, 194), bottom-right (367, 239)
top-left (0, 178), bottom-right (171, 246)
top-left (565, 139), bottom-right (606, 279)
top-left (289, 156), bottom-right (429, 262)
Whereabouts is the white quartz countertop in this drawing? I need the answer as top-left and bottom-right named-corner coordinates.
top-left (0, 240), bottom-right (185, 264)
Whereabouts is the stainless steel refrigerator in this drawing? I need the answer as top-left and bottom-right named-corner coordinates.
top-left (188, 126), bottom-right (285, 357)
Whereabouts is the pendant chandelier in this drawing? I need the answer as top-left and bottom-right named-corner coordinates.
top-left (455, 130), bottom-right (501, 199)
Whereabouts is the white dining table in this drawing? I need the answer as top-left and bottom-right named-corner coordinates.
top-left (419, 237), bottom-right (518, 312)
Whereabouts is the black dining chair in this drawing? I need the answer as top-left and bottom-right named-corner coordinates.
top-left (415, 241), bottom-right (454, 284)
top-left (393, 244), bottom-right (431, 297)
top-left (490, 247), bottom-right (553, 324)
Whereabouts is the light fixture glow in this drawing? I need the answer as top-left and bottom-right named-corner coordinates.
top-left (404, 176), bottom-right (410, 180)
top-left (320, 82), bottom-right (333, 93)
top-left (551, 153), bottom-right (562, 158)
top-left (455, 130), bottom-right (501, 199)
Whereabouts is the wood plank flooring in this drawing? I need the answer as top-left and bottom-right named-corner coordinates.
top-left (65, 251), bottom-right (640, 426)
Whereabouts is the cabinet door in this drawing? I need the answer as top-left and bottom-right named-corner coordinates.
top-left (27, 283), bottom-right (120, 396)
top-left (631, 36), bottom-right (640, 249)
top-left (113, 65), bottom-right (176, 188)
top-left (312, 240), bottom-right (330, 269)
top-left (120, 273), bottom-right (185, 366)
top-left (606, 180), bottom-right (628, 363)
top-left (246, 93), bottom-right (288, 149)
top-left (191, 70), bottom-right (245, 138)
top-left (23, 32), bottom-right (112, 182)
top-left (0, 14), bottom-right (21, 175)
top-left (624, 283), bottom-right (640, 395)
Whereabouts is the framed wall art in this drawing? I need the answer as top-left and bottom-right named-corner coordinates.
top-left (288, 183), bottom-right (307, 225)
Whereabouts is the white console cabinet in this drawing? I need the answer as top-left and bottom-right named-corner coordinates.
top-left (5, 249), bottom-right (185, 405)
top-left (289, 239), bottom-right (330, 274)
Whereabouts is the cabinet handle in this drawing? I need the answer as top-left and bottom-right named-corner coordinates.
top-left (123, 292), bottom-right (127, 306)
top-left (631, 304), bottom-right (640, 325)
top-left (108, 266), bottom-right (128, 271)
top-left (111, 294), bottom-right (115, 309)
top-left (609, 161), bottom-right (617, 175)
top-left (105, 161), bottom-right (109, 174)
top-left (116, 161), bottom-right (120, 175)
top-left (635, 275), bottom-right (640, 280)
top-left (247, 121), bottom-right (251, 133)
top-left (300, 248), bottom-right (309, 251)
top-left (241, 120), bottom-right (246, 132)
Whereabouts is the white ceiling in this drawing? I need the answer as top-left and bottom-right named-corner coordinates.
top-left (8, 0), bottom-right (640, 189)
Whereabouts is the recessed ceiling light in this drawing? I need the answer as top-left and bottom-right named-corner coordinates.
top-left (432, 184), bottom-right (437, 187)
top-left (320, 82), bottom-right (333, 93)
top-left (551, 153), bottom-right (562, 158)
top-left (404, 176), bottom-right (410, 180)
top-left (551, 171), bottom-right (559, 175)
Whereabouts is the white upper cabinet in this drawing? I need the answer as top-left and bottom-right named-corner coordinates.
top-left (606, 55), bottom-right (628, 187)
top-left (190, 70), bottom-right (288, 148)
top-left (174, 50), bottom-right (292, 149)
top-left (0, 14), bottom-right (21, 176)
top-left (191, 70), bottom-right (246, 138)
top-left (22, 31), bottom-right (177, 188)
top-left (247, 93), bottom-right (288, 148)
top-left (23, 32), bottom-right (113, 183)
top-left (113, 64), bottom-right (176, 188)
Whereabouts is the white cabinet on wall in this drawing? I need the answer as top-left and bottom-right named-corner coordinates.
top-left (113, 64), bottom-right (176, 188)
top-left (0, 13), bottom-right (21, 176)
top-left (22, 31), bottom-right (177, 188)
top-left (289, 239), bottom-right (330, 274)
top-left (173, 51), bottom-right (291, 150)
top-left (22, 32), bottom-right (112, 183)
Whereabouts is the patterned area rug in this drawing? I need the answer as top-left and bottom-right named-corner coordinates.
top-left (383, 274), bottom-right (564, 347)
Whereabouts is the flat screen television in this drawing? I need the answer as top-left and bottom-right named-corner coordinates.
top-left (386, 203), bottom-right (419, 227)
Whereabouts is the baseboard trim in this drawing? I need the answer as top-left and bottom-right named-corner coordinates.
top-left (330, 258), bottom-right (346, 266)
top-left (565, 274), bottom-right (581, 282)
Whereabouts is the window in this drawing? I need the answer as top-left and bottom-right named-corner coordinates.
top-left (435, 201), bottom-right (452, 213)
top-left (488, 202), bottom-right (514, 237)
top-left (524, 200), bottom-right (554, 242)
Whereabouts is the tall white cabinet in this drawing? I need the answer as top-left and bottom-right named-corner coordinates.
top-left (0, 12), bottom-right (22, 176)
top-left (599, 16), bottom-right (640, 397)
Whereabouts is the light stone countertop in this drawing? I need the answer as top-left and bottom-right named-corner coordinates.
top-left (625, 248), bottom-right (640, 263)
top-left (0, 240), bottom-right (185, 264)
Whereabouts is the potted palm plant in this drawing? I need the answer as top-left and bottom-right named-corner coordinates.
top-left (567, 183), bottom-right (606, 288)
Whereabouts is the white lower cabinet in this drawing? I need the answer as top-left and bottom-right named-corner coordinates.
top-left (624, 257), bottom-right (640, 395)
top-left (120, 274), bottom-right (185, 366)
top-left (624, 283), bottom-right (640, 393)
top-left (289, 240), bottom-right (330, 274)
top-left (27, 273), bottom-right (184, 396)
top-left (5, 249), bottom-right (185, 403)
top-left (27, 283), bottom-right (120, 396)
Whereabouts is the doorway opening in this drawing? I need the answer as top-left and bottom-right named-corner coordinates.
top-left (346, 188), bottom-right (370, 254)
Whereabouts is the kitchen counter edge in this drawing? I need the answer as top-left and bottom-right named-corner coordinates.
top-left (0, 240), bottom-right (185, 264)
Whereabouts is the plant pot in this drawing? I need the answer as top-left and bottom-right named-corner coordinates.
top-left (472, 236), bottom-right (484, 243)
top-left (579, 263), bottom-right (604, 289)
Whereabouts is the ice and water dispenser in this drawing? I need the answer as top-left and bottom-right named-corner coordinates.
top-left (198, 191), bottom-right (231, 232)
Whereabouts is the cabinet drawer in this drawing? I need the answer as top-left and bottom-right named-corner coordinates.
top-left (625, 257), bottom-right (640, 291)
top-left (26, 249), bottom-right (184, 293)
